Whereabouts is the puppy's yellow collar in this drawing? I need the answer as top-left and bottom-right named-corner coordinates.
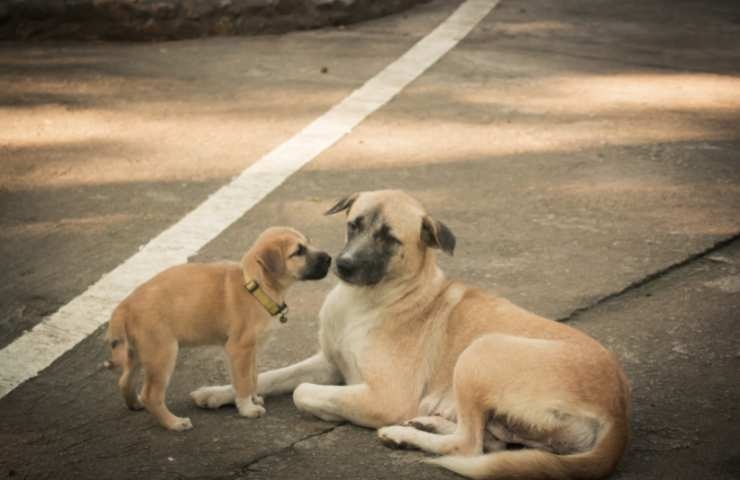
top-left (243, 274), bottom-right (288, 323)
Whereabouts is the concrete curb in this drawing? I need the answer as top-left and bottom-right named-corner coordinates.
top-left (0, 0), bottom-right (431, 41)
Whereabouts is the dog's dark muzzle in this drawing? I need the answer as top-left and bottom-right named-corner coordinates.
top-left (335, 255), bottom-right (356, 279)
top-left (333, 253), bottom-right (386, 286)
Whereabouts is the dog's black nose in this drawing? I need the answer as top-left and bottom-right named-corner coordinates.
top-left (336, 256), bottom-right (355, 278)
top-left (320, 252), bottom-right (332, 267)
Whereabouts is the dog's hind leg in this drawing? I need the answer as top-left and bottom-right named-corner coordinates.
top-left (378, 347), bottom-right (486, 456)
top-left (402, 414), bottom-right (512, 452)
top-left (403, 416), bottom-right (457, 434)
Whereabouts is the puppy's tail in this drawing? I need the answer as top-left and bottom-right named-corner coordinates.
top-left (103, 306), bottom-right (132, 370)
top-left (426, 419), bottom-right (628, 480)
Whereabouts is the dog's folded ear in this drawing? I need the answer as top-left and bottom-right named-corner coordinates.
top-left (257, 246), bottom-right (285, 276)
top-left (421, 216), bottom-right (456, 256)
top-left (325, 193), bottom-right (359, 216)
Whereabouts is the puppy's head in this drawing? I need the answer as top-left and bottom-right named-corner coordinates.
top-left (251, 227), bottom-right (332, 284)
top-left (325, 190), bottom-right (455, 286)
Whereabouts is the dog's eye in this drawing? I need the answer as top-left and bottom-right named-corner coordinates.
top-left (374, 226), bottom-right (402, 245)
top-left (347, 219), bottom-right (360, 236)
top-left (290, 244), bottom-right (306, 257)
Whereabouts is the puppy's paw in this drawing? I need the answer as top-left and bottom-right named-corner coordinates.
top-left (126, 395), bottom-right (144, 411)
top-left (236, 397), bottom-right (266, 418)
top-left (251, 394), bottom-right (265, 406)
top-left (378, 426), bottom-right (416, 450)
top-left (168, 417), bottom-right (193, 432)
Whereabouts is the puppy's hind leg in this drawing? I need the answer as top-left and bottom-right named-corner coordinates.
top-left (107, 307), bottom-right (142, 410)
top-left (139, 340), bottom-right (192, 431)
top-left (118, 353), bottom-right (142, 411)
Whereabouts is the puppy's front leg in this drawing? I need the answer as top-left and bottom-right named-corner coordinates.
top-left (293, 383), bottom-right (401, 429)
top-left (227, 339), bottom-right (265, 418)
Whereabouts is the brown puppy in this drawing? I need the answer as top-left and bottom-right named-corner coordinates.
top-left (105, 226), bottom-right (331, 431)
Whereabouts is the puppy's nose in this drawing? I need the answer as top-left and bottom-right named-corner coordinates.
top-left (336, 255), bottom-right (355, 277)
top-left (318, 252), bottom-right (332, 267)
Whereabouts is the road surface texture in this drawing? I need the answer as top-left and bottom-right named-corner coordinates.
top-left (1, 0), bottom-right (739, 479)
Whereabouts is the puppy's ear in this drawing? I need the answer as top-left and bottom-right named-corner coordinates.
top-left (421, 216), bottom-right (456, 256)
top-left (325, 193), bottom-right (359, 216)
top-left (257, 246), bottom-right (285, 276)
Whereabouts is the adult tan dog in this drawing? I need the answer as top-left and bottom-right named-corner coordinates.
top-left (196, 190), bottom-right (630, 479)
top-left (105, 227), bottom-right (331, 431)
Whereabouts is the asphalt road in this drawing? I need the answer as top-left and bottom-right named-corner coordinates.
top-left (1, 0), bottom-right (739, 479)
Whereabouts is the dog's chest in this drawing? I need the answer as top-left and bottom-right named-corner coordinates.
top-left (319, 287), bottom-right (383, 385)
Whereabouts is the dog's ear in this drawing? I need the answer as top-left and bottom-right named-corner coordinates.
top-left (325, 193), bottom-right (359, 216)
top-left (257, 245), bottom-right (285, 276)
top-left (421, 216), bottom-right (456, 256)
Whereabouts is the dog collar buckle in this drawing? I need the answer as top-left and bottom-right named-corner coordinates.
top-left (245, 279), bottom-right (259, 293)
top-left (277, 304), bottom-right (288, 324)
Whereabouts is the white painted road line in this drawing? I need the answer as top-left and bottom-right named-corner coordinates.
top-left (0, 0), bottom-right (500, 399)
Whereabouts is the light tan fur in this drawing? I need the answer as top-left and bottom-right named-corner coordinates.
top-left (195, 190), bottom-right (630, 479)
top-left (105, 226), bottom-right (329, 431)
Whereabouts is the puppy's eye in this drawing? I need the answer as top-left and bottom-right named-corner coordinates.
top-left (290, 244), bottom-right (306, 257)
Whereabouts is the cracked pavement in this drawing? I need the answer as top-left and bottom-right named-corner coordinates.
top-left (1, 0), bottom-right (739, 478)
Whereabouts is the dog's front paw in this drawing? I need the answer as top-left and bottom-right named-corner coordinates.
top-left (378, 426), bottom-right (416, 450)
top-left (251, 394), bottom-right (265, 406)
top-left (292, 383), bottom-right (343, 422)
top-left (190, 386), bottom-right (234, 409)
top-left (239, 404), bottom-right (266, 418)
top-left (168, 417), bottom-right (193, 432)
top-left (236, 397), bottom-right (266, 418)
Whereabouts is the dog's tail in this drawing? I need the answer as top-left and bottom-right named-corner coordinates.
top-left (426, 418), bottom-right (628, 480)
top-left (103, 306), bottom-right (132, 370)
